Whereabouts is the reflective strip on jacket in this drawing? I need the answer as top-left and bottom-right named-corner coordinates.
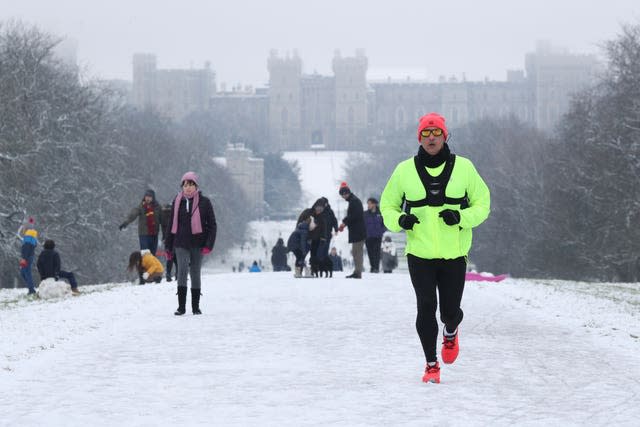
top-left (380, 155), bottom-right (490, 260)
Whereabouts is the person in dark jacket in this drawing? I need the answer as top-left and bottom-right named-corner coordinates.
top-left (337, 182), bottom-right (366, 278)
top-left (37, 239), bottom-right (80, 295)
top-left (318, 197), bottom-right (338, 258)
top-left (287, 208), bottom-right (315, 278)
top-left (165, 172), bottom-right (217, 316)
top-left (329, 247), bottom-right (343, 272)
top-left (119, 189), bottom-right (162, 255)
top-left (364, 197), bottom-right (386, 273)
top-left (309, 199), bottom-right (328, 261)
top-left (19, 229), bottom-right (38, 294)
top-left (271, 238), bottom-right (289, 271)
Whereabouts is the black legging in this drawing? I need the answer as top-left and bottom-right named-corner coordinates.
top-left (407, 254), bottom-right (466, 363)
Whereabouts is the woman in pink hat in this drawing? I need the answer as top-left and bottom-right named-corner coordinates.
top-left (165, 171), bottom-right (217, 315)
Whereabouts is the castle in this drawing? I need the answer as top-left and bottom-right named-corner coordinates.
top-left (132, 42), bottom-right (600, 151)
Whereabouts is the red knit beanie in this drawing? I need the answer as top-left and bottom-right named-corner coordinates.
top-left (417, 113), bottom-right (448, 141)
top-left (338, 181), bottom-right (350, 195)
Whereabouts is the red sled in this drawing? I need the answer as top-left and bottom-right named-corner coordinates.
top-left (465, 272), bottom-right (508, 282)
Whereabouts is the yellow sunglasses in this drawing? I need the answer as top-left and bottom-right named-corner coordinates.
top-left (420, 128), bottom-right (443, 138)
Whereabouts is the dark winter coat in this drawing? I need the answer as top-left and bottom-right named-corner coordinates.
top-left (122, 201), bottom-right (162, 236)
top-left (329, 254), bottom-right (343, 271)
top-left (309, 211), bottom-right (327, 242)
top-left (165, 192), bottom-right (217, 252)
top-left (364, 208), bottom-right (386, 238)
top-left (37, 248), bottom-right (61, 279)
top-left (287, 222), bottom-right (310, 254)
top-left (342, 193), bottom-right (366, 243)
top-left (271, 241), bottom-right (289, 270)
top-left (321, 204), bottom-right (339, 239)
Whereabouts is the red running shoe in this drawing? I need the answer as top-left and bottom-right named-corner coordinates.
top-left (441, 330), bottom-right (459, 364)
top-left (422, 362), bottom-right (440, 384)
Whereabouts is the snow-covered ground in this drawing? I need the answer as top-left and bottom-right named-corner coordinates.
top-left (1, 274), bottom-right (639, 426)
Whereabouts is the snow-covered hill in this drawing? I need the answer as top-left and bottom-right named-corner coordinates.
top-left (1, 274), bottom-right (639, 426)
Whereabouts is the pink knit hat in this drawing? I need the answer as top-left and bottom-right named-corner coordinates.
top-left (181, 171), bottom-right (199, 187)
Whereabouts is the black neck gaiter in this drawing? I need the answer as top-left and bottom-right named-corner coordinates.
top-left (417, 143), bottom-right (451, 168)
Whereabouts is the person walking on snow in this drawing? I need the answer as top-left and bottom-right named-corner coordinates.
top-left (119, 189), bottom-right (162, 255)
top-left (19, 228), bottom-right (38, 295)
top-left (364, 197), bottom-right (386, 273)
top-left (337, 182), bottom-right (366, 278)
top-left (380, 112), bottom-right (490, 383)
top-left (165, 172), bottom-right (217, 316)
top-left (37, 239), bottom-right (80, 295)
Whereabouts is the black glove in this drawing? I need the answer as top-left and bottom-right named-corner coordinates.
top-left (439, 209), bottom-right (460, 226)
top-left (119, 223), bottom-right (126, 231)
top-left (398, 214), bottom-right (420, 230)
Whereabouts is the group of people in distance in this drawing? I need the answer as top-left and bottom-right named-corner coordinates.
top-left (18, 217), bottom-right (80, 297)
top-left (284, 186), bottom-right (399, 278)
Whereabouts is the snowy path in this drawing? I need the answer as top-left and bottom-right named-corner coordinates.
top-left (1, 274), bottom-right (639, 426)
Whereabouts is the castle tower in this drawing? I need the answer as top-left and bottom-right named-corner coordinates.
top-left (333, 49), bottom-right (368, 149)
top-left (525, 41), bottom-right (599, 129)
top-left (268, 50), bottom-right (302, 151)
top-left (132, 53), bottom-right (157, 110)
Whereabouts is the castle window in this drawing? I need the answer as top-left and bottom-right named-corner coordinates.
top-left (348, 107), bottom-right (355, 124)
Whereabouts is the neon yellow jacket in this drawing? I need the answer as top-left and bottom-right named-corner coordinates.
top-left (380, 154), bottom-right (490, 260)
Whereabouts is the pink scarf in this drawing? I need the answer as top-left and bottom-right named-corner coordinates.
top-left (171, 191), bottom-right (203, 235)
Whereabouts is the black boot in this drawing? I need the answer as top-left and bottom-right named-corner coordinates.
top-left (191, 288), bottom-right (202, 315)
top-left (174, 286), bottom-right (187, 315)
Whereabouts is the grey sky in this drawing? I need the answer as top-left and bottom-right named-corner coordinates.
top-left (2, 0), bottom-right (638, 86)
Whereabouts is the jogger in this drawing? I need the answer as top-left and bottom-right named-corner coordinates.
top-left (380, 112), bottom-right (490, 383)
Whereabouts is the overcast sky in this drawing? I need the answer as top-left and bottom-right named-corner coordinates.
top-left (2, 0), bottom-right (639, 87)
